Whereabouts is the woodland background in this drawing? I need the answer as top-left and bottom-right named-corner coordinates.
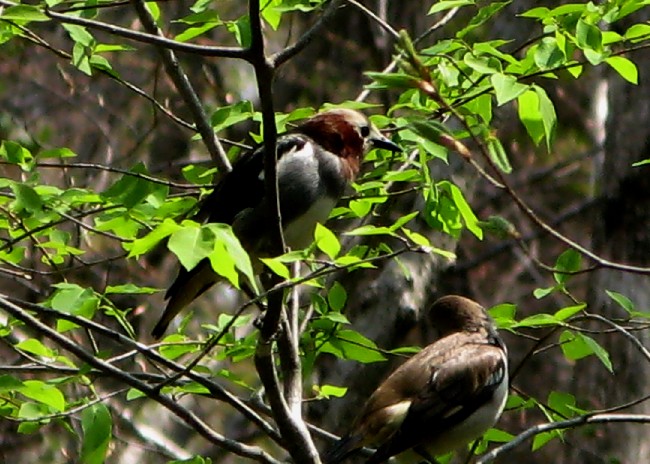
top-left (1, 0), bottom-right (650, 463)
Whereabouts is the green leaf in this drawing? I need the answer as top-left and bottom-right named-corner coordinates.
top-left (428, 0), bottom-right (473, 15)
top-left (345, 224), bottom-right (394, 237)
top-left (606, 56), bottom-right (638, 84)
top-left (464, 53), bottom-right (500, 74)
top-left (18, 380), bottom-right (66, 411)
top-left (18, 401), bottom-right (50, 422)
top-left (37, 147), bottom-right (76, 159)
top-left (0, 374), bottom-right (23, 392)
top-left (15, 339), bottom-right (56, 358)
top-left (448, 183), bottom-right (483, 239)
top-left (576, 19), bottom-right (602, 51)
top-left (491, 73), bottom-right (528, 106)
top-left (11, 183), bottom-right (43, 213)
top-left (534, 85), bottom-right (557, 150)
top-left (176, 23), bottom-right (219, 42)
top-left (534, 37), bottom-right (565, 69)
top-left (314, 223), bottom-right (340, 260)
top-left (126, 389), bottom-right (146, 401)
top-left (625, 23), bottom-right (650, 41)
top-left (518, 89), bottom-right (544, 145)
top-left (72, 42), bottom-right (92, 76)
top-left (554, 304), bottom-right (585, 321)
top-left (210, 101), bottom-right (254, 132)
top-left (365, 72), bottom-right (420, 90)
top-left (605, 290), bottom-right (635, 313)
top-left (226, 16), bottom-right (251, 48)
top-left (261, 2), bottom-right (281, 29)
top-left (514, 313), bottom-right (561, 328)
top-left (208, 224), bottom-right (257, 292)
top-left (327, 282), bottom-right (347, 312)
top-left (63, 24), bottom-right (94, 47)
top-left (0, 5), bottom-right (49, 22)
top-left (50, 283), bottom-right (100, 331)
top-left (260, 257), bottom-right (290, 278)
top-left (401, 228), bottom-right (432, 248)
top-left (519, 7), bottom-right (550, 19)
top-left (102, 163), bottom-right (161, 209)
top-left (104, 284), bottom-right (159, 295)
top-left (486, 136), bottom-right (512, 173)
top-left (457, 2), bottom-right (511, 38)
top-left (559, 330), bottom-right (613, 372)
top-left (168, 226), bottom-right (213, 271)
top-left (321, 329), bottom-right (386, 363)
top-left (548, 391), bottom-right (578, 418)
top-left (313, 384), bottom-right (347, 399)
top-left (483, 428), bottom-right (515, 443)
top-left (1, 141), bottom-right (34, 170)
top-left (81, 403), bottom-right (112, 464)
top-left (532, 430), bottom-right (561, 451)
top-left (553, 249), bottom-right (581, 285)
top-left (533, 286), bottom-right (557, 299)
top-left (127, 219), bottom-right (181, 257)
top-left (489, 303), bottom-right (517, 329)
top-left (159, 338), bottom-right (201, 360)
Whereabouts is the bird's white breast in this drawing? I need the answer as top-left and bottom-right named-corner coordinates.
top-left (283, 196), bottom-right (338, 249)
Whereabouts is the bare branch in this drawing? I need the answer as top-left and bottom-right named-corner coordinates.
top-left (477, 414), bottom-right (650, 463)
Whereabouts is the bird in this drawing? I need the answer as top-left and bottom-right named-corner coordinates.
top-left (324, 295), bottom-right (508, 464)
top-left (152, 109), bottom-right (401, 338)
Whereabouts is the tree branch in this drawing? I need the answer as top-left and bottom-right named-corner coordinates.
top-left (477, 413), bottom-right (650, 463)
top-left (130, 0), bottom-right (231, 171)
top-left (0, 296), bottom-right (281, 464)
top-left (271, 0), bottom-right (346, 66)
top-left (44, 7), bottom-right (248, 59)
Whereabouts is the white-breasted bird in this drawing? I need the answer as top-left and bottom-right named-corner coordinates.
top-left (325, 295), bottom-right (508, 464)
top-left (152, 109), bottom-right (401, 338)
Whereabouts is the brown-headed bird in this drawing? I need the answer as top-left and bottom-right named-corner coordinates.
top-left (325, 295), bottom-right (508, 464)
top-left (151, 109), bottom-right (401, 338)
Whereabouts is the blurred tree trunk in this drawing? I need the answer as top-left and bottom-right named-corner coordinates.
top-left (562, 17), bottom-right (650, 464)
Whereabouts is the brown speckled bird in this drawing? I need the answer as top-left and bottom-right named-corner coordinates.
top-left (152, 109), bottom-right (400, 338)
top-left (325, 295), bottom-right (508, 463)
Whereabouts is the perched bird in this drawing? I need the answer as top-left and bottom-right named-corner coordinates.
top-left (325, 295), bottom-right (508, 464)
top-left (152, 109), bottom-right (401, 338)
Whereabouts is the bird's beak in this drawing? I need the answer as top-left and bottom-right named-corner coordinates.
top-left (369, 129), bottom-right (402, 153)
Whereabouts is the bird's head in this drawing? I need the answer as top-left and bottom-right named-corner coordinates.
top-left (429, 295), bottom-right (494, 336)
top-left (297, 109), bottom-right (401, 178)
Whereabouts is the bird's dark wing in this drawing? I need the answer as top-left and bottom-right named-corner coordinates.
top-left (368, 342), bottom-right (506, 463)
top-left (194, 135), bottom-right (309, 225)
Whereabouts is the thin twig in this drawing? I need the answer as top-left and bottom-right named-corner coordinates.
top-left (131, 0), bottom-right (231, 170)
top-left (272, 0), bottom-right (345, 66)
top-left (44, 7), bottom-right (247, 59)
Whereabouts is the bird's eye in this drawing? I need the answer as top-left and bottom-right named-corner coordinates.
top-left (360, 125), bottom-right (370, 137)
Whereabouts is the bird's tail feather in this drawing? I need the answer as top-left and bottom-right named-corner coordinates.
top-left (151, 260), bottom-right (217, 339)
top-left (323, 434), bottom-right (364, 464)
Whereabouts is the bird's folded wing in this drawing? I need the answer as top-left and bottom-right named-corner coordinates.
top-left (371, 344), bottom-right (506, 460)
top-left (193, 135), bottom-right (308, 225)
